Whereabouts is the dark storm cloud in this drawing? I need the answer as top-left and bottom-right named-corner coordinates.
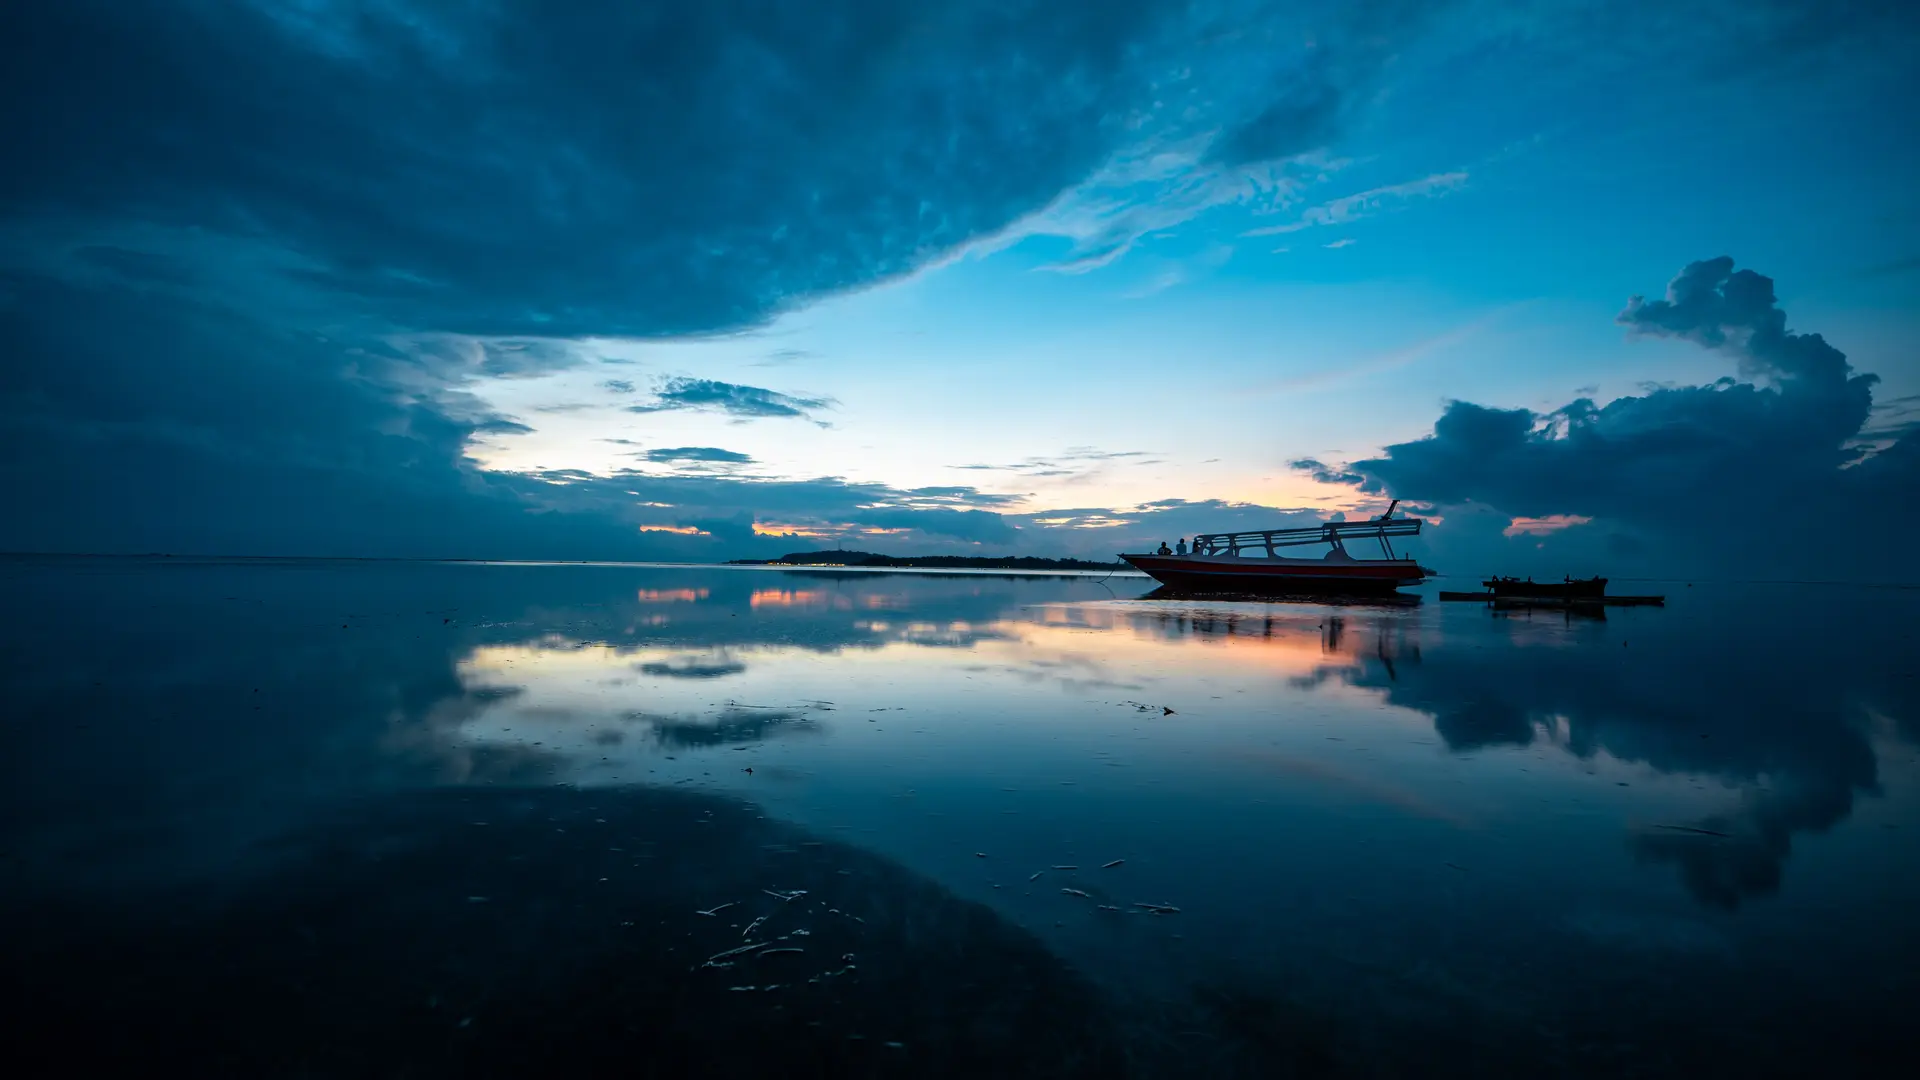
top-left (1, 0), bottom-right (1169, 340)
top-left (0, 0), bottom-right (1184, 558)
top-left (640, 447), bottom-right (755, 465)
top-left (626, 378), bottom-right (832, 421)
top-left (1298, 258), bottom-right (1917, 576)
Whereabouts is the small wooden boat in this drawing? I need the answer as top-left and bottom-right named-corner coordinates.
top-left (1122, 502), bottom-right (1433, 595)
top-left (1482, 575), bottom-right (1607, 600)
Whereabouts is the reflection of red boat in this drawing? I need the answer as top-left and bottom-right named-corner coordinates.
top-left (1121, 503), bottom-right (1433, 595)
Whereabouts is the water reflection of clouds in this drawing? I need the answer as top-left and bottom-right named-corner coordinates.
top-left (627, 707), bottom-right (821, 749)
top-left (17, 550), bottom-right (1919, 1023)
top-left (392, 567), bottom-right (1919, 913)
top-left (1268, 593), bottom-right (1917, 911)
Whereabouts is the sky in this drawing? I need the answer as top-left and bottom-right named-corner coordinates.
top-left (2, 0), bottom-right (1917, 578)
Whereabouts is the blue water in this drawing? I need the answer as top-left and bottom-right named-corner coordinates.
top-left (4, 557), bottom-right (1916, 1076)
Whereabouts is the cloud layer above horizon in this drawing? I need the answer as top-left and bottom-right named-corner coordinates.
top-left (2, 1), bottom-right (1915, 572)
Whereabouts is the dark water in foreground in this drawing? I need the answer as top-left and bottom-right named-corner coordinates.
top-left (3, 558), bottom-right (1917, 1077)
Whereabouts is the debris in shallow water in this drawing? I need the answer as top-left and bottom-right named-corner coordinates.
top-left (1052, 865), bottom-right (1078, 870)
top-left (700, 940), bottom-right (781, 966)
top-left (1097, 904), bottom-right (1123, 912)
top-left (1444, 862), bottom-right (1466, 872)
top-left (1028, 871), bottom-right (1043, 881)
top-left (741, 916), bottom-right (766, 940)
top-left (1131, 902), bottom-right (1180, 914)
top-left (763, 888), bottom-right (808, 903)
top-left (695, 902), bottom-right (737, 917)
top-left (974, 852), bottom-right (987, 858)
top-left (1101, 859), bottom-right (1125, 869)
top-left (758, 947), bottom-right (805, 957)
top-left (1061, 888), bottom-right (1090, 898)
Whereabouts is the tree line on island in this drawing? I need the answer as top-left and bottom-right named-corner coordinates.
top-left (727, 549), bottom-right (1126, 571)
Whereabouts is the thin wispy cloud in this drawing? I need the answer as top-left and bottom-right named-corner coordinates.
top-left (752, 348), bottom-right (817, 368)
top-left (1244, 171), bottom-right (1469, 237)
top-left (1253, 309), bottom-right (1510, 395)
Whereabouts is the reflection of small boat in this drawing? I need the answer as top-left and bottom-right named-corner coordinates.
top-left (1494, 598), bottom-right (1607, 621)
top-left (1482, 575), bottom-right (1608, 600)
top-left (1122, 502), bottom-right (1432, 596)
top-left (1439, 587), bottom-right (1665, 607)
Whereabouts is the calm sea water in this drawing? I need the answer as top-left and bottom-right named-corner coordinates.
top-left (3, 557), bottom-right (1916, 1077)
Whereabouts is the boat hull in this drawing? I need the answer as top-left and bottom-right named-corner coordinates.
top-left (1121, 554), bottom-right (1429, 595)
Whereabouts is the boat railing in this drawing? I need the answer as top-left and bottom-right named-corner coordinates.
top-left (1191, 518), bottom-right (1423, 559)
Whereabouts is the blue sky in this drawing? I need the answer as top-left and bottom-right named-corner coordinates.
top-left (3, 0), bottom-right (1916, 576)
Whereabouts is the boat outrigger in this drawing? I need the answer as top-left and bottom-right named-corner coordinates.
top-left (1121, 501), bottom-right (1434, 595)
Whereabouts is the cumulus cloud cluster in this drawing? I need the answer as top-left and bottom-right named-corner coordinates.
top-left (1299, 258), bottom-right (1916, 577)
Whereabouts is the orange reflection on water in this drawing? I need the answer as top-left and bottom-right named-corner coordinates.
top-left (1018, 602), bottom-right (1422, 684)
top-left (636, 588), bottom-right (709, 603)
top-left (750, 588), bottom-right (854, 610)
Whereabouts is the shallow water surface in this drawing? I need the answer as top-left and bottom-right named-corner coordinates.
top-left (3, 558), bottom-right (1917, 1076)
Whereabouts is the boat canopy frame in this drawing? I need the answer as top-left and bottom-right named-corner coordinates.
top-left (1192, 514), bottom-right (1422, 560)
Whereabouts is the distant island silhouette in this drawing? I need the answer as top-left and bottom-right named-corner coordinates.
top-left (728, 549), bottom-right (1126, 571)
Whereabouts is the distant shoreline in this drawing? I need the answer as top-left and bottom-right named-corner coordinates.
top-left (0, 550), bottom-right (1143, 576)
top-left (726, 548), bottom-right (1126, 572)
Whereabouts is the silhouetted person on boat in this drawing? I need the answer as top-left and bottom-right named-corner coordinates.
top-left (1175, 538), bottom-right (1188, 555)
top-left (1156, 541), bottom-right (1172, 555)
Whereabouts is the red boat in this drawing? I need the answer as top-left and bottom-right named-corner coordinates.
top-left (1121, 503), bottom-right (1433, 595)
